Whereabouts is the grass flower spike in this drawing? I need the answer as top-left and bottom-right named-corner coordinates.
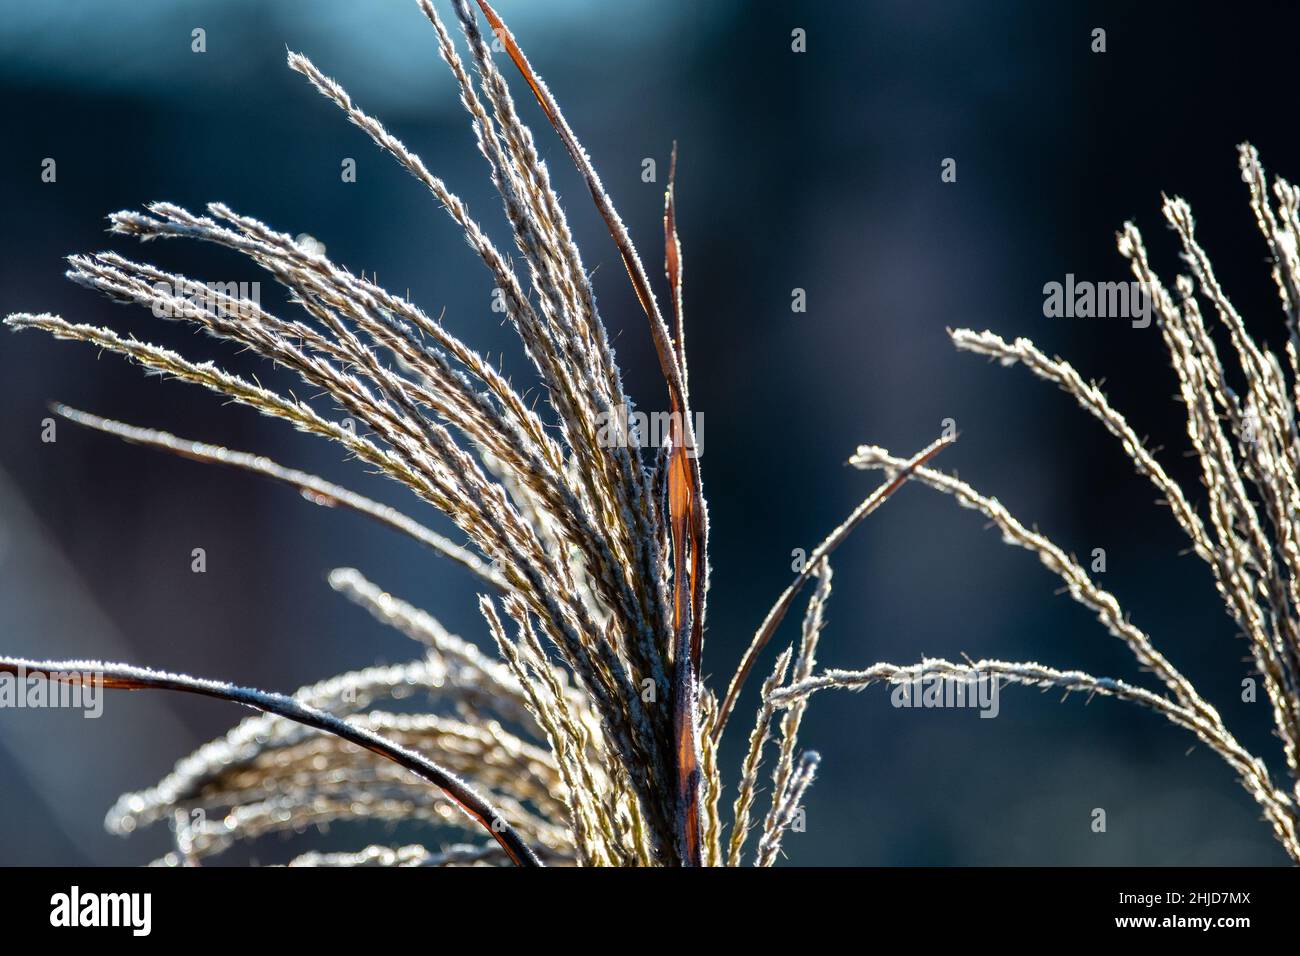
top-left (2, 0), bottom-right (948, 867)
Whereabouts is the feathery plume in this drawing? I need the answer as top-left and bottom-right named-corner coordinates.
top-left (4, 0), bottom-right (953, 867)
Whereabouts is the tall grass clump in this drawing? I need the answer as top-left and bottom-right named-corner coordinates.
top-left (1, 0), bottom-right (949, 866)
top-left (7, 1), bottom-right (1298, 867)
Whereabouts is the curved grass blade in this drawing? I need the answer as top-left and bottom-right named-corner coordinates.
top-left (0, 657), bottom-right (542, 866)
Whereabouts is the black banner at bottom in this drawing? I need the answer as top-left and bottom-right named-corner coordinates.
top-left (0, 866), bottom-right (1289, 940)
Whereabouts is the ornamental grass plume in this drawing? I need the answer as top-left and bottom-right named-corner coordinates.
top-left (839, 144), bottom-right (1300, 863)
top-left (1, 0), bottom-right (951, 867)
top-left (13, 1), bottom-right (1298, 870)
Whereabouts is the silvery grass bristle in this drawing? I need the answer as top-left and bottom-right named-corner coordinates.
top-left (5, 0), bottom-right (1295, 868)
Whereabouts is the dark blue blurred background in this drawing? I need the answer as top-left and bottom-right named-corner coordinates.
top-left (1, 0), bottom-right (1296, 865)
